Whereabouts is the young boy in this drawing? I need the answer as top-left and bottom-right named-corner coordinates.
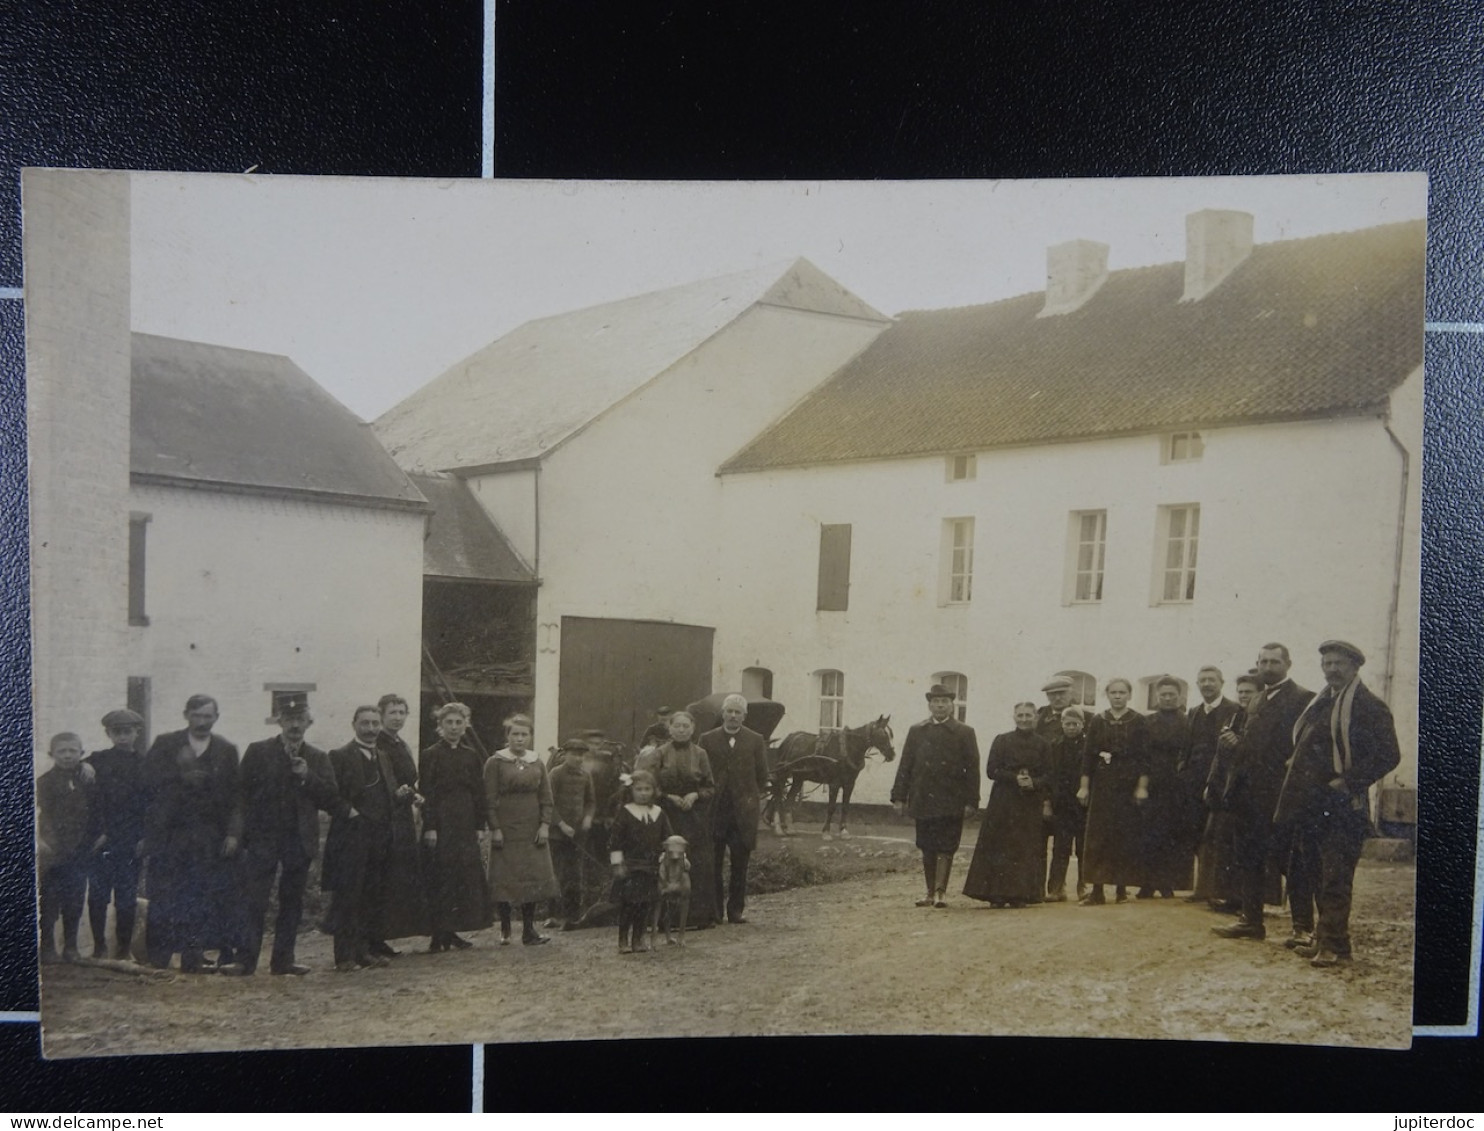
top-left (548, 738), bottom-right (596, 930)
top-left (86, 708), bottom-right (147, 959)
top-left (37, 732), bottom-right (95, 964)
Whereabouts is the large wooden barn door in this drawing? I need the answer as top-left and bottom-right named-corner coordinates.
top-left (558, 616), bottom-right (714, 748)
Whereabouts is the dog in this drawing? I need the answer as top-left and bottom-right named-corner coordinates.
top-left (653, 834), bottom-right (691, 947)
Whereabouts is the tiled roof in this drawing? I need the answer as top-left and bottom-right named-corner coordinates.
top-left (412, 473), bottom-right (535, 583)
top-left (131, 333), bottom-right (428, 510)
top-left (374, 258), bottom-right (887, 473)
top-left (722, 221), bottom-right (1424, 472)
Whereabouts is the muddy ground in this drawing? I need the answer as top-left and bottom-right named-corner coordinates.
top-left (39, 822), bottom-right (1415, 1057)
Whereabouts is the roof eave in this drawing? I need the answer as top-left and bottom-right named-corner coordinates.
top-left (130, 471), bottom-right (433, 514)
top-left (718, 400), bottom-right (1394, 475)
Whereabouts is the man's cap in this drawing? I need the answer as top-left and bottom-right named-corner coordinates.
top-left (925, 683), bottom-right (956, 700)
top-left (1318, 640), bottom-right (1366, 666)
top-left (1041, 676), bottom-right (1074, 693)
top-left (560, 737), bottom-right (591, 752)
top-left (276, 694), bottom-right (312, 719)
top-left (655, 705), bottom-right (674, 715)
top-left (101, 708), bottom-right (144, 730)
top-left (1154, 675), bottom-right (1183, 690)
top-left (578, 729), bottom-right (606, 739)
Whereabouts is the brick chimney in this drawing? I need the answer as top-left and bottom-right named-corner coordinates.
top-left (1038, 239), bottom-right (1109, 317)
top-left (1182, 209), bottom-right (1254, 301)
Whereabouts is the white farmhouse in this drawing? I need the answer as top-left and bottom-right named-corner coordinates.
top-left (374, 212), bottom-right (1421, 818)
top-left (718, 213), bottom-right (1423, 806)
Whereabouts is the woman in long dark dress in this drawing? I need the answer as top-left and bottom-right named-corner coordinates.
top-left (634, 710), bottom-right (717, 928)
top-left (1078, 678), bottom-right (1149, 905)
top-left (963, 703), bottom-right (1051, 907)
top-left (419, 702), bottom-right (494, 951)
top-left (1138, 676), bottom-right (1194, 898)
top-left (485, 714), bottom-right (559, 945)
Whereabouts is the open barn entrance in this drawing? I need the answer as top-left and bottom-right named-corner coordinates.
top-left (557, 616), bottom-right (713, 748)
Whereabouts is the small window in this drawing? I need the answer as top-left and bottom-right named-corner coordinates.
top-left (741, 666), bottom-right (774, 700)
top-left (1156, 504), bottom-right (1200, 603)
top-left (931, 671), bottom-right (969, 722)
top-left (1067, 510), bottom-right (1107, 604)
top-left (946, 454), bottom-right (977, 482)
top-left (1143, 675), bottom-right (1189, 711)
top-left (128, 513), bottom-right (151, 626)
top-left (1165, 431), bottom-right (1205, 463)
top-left (265, 682), bottom-right (317, 724)
top-left (1055, 670), bottom-right (1098, 707)
top-left (940, 518), bottom-right (974, 604)
top-left (816, 669), bottom-right (845, 732)
top-left (817, 523), bottom-right (852, 612)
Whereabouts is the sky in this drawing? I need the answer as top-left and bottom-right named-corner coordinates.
top-left (130, 173), bottom-right (1427, 421)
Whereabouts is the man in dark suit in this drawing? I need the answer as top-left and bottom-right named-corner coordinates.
top-left (1213, 643), bottom-right (1313, 941)
top-left (1274, 641), bottom-right (1401, 967)
top-left (891, 684), bottom-right (981, 908)
top-left (141, 694), bottom-right (243, 973)
top-left (698, 694), bottom-right (771, 924)
top-left (371, 692), bottom-right (423, 956)
top-left (220, 696), bottom-right (344, 976)
top-left (321, 706), bottom-right (399, 972)
top-left (1183, 666), bottom-right (1238, 902)
top-left (1035, 676), bottom-right (1075, 745)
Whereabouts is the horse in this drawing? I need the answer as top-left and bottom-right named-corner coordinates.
top-left (766, 715), bottom-right (895, 840)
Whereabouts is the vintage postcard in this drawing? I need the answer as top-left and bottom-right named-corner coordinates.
top-left (25, 170), bottom-right (1425, 1055)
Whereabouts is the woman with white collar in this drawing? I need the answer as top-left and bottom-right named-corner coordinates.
top-left (484, 714), bottom-right (559, 945)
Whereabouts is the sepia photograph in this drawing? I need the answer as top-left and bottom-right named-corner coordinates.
top-left (25, 169), bottom-right (1426, 1057)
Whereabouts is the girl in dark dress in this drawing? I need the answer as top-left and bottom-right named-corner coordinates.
top-left (608, 769), bottom-right (673, 953)
top-left (1078, 678), bottom-right (1149, 906)
top-left (419, 702), bottom-right (494, 951)
top-left (963, 703), bottom-right (1051, 907)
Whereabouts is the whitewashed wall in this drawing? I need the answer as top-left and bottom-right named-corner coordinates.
top-left (520, 302), bottom-right (887, 751)
top-left (127, 484), bottom-right (426, 754)
top-left (713, 412), bottom-right (1417, 804)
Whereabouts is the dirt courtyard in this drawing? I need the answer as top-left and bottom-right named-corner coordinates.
top-left (39, 826), bottom-right (1415, 1057)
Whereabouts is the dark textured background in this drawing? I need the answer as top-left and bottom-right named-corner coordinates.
top-left (1, 0), bottom-right (1480, 1111)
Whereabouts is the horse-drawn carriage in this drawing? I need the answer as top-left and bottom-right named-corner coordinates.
top-left (683, 693), bottom-right (897, 841)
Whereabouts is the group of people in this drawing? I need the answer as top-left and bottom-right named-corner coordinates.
top-left (890, 639), bottom-right (1402, 969)
top-left (36, 691), bottom-right (775, 973)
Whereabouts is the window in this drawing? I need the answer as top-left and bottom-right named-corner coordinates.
top-left (1143, 675), bottom-right (1189, 710)
top-left (1068, 510), bottom-right (1107, 603)
top-left (815, 669), bottom-right (845, 732)
top-left (128, 513), bottom-right (151, 626)
top-left (940, 518), bottom-right (974, 604)
top-left (265, 683), bottom-right (317, 724)
top-left (931, 672), bottom-right (969, 721)
top-left (946, 454), bottom-right (977, 482)
top-left (816, 523), bottom-right (852, 612)
top-left (741, 666), bottom-right (774, 700)
top-left (1165, 431), bottom-right (1205, 463)
top-left (1055, 670), bottom-right (1098, 707)
top-left (1157, 504), bottom-right (1200, 603)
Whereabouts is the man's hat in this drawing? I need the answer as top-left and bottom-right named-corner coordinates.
top-left (925, 683), bottom-right (956, 700)
top-left (276, 693), bottom-right (311, 719)
top-left (101, 708), bottom-right (144, 730)
top-left (655, 705), bottom-right (674, 715)
top-left (1318, 640), bottom-right (1366, 666)
top-left (1040, 676), bottom-right (1074, 693)
top-left (560, 737), bottom-right (591, 752)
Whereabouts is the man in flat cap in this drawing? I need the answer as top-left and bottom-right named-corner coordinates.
top-left (1036, 677), bottom-right (1076, 746)
top-left (85, 708), bottom-right (147, 959)
top-left (1274, 641), bottom-right (1400, 967)
top-left (223, 695), bottom-right (344, 976)
top-left (891, 684), bottom-right (981, 907)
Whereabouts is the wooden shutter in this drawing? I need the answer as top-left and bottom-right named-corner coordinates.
top-left (817, 524), bottom-right (852, 611)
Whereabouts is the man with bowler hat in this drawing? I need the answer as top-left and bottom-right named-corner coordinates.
top-left (221, 695), bottom-right (344, 976)
top-left (892, 684), bottom-right (980, 908)
top-left (1274, 641), bottom-right (1400, 967)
